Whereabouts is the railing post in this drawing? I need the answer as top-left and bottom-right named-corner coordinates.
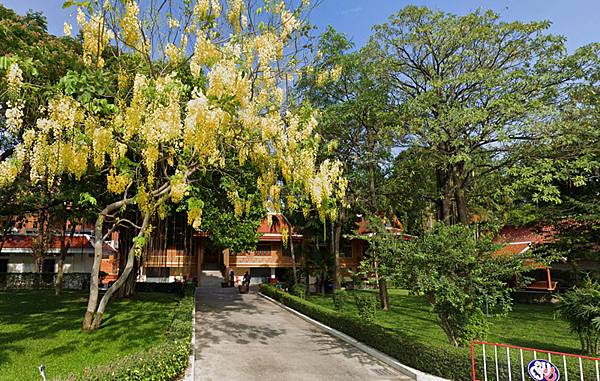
top-left (471, 341), bottom-right (477, 381)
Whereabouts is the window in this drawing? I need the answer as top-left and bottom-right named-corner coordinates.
top-left (254, 244), bottom-right (271, 256)
top-left (0, 259), bottom-right (7, 273)
top-left (42, 259), bottom-right (55, 273)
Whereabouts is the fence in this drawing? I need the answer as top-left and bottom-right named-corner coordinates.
top-left (0, 272), bottom-right (90, 290)
top-left (471, 340), bottom-right (600, 381)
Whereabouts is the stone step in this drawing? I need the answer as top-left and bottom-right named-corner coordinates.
top-left (200, 270), bottom-right (224, 288)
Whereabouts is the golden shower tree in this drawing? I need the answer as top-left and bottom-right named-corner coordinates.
top-left (0, 0), bottom-right (346, 330)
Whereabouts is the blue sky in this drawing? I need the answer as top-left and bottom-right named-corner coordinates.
top-left (1, 0), bottom-right (599, 52)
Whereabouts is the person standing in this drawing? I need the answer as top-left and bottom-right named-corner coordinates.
top-left (229, 269), bottom-right (235, 287)
top-left (243, 271), bottom-right (251, 288)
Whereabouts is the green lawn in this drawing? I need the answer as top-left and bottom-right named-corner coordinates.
top-left (309, 289), bottom-right (580, 353)
top-left (0, 290), bottom-right (180, 381)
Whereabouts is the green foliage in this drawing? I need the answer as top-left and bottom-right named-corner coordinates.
top-left (368, 6), bottom-right (578, 224)
top-left (290, 284), bottom-right (306, 299)
top-left (61, 290), bottom-right (194, 381)
top-left (390, 224), bottom-right (532, 347)
top-left (557, 278), bottom-right (600, 355)
top-left (260, 284), bottom-right (472, 381)
top-left (59, 69), bottom-right (118, 115)
top-left (353, 293), bottom-right (377, 322)
top-left (331, 289), bottom-right (347, 311)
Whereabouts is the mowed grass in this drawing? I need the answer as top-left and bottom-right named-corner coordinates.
top-left (309, 289), bottom-right (580, 353)
top-left (0, 290), bottom-right (180, 381)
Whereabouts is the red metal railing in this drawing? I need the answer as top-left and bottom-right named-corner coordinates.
top-left (471, 340), bottom-right (600, 381)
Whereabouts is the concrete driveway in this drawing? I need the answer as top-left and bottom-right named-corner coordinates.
top-left (194, 284), bottom-right (412, 381)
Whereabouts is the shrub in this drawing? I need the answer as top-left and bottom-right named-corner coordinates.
top-left (353, 293), bottom-right (377, 322)
top-left (59, 287), bottom-right (194, 381)
top-left (289, 284), bottom-right (306, 299)
top-left (557, 278), bottom-right (600, 355)
top-left (332, 290), bottom-right (348, 311)
top-left (260, 284), bottom-right (472, 381)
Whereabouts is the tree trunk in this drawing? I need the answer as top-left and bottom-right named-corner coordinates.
top-left (33, 210), bottom-right (49, 273)
top-left (118, 258), bottom-right (138, 298)
top-left (333, 219), bottom-right (342, 289)
top-left (290, 239), bottom-right (297, 284)
top-left (55, 223), bottom-right (76, 296)
top-left (117, 224), bottom-right (137, 299)
top-left (83, 213), bottom-right (106, 331)
top-left (439, 312), bottom-right (459, 347)
top-left (373, 259), bottom-right (389, 310)
top-left (378, 277), bottom-right (390, 310)
top-left (83, 198), bottom-right (130, 331)
top-left (91, 211), bottom-right (151, 329)
top-left (453, 163), bottom-right (468, 224)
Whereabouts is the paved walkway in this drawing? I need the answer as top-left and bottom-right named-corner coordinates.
top-left (194, 283), bottom-right (412, 381)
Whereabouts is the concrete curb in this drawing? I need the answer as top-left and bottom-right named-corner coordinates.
top-left (258, 292), bottom-right (449, 381)
top-left (182, 288), bottom-right (197, 381)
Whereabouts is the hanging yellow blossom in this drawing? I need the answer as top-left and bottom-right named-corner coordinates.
top-left (107, 169), bottom-right (131, 194)
top-left (121, 1), bottom-right (141, 47)
top-left (63, 22), bottom-right (72, 37)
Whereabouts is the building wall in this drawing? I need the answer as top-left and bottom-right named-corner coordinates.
top-left (229, 241), bottom-right (296, 269)
top-left (0, 252), bottom-right (95, 273)
top-left (3, 254), bottom-right (35, 272)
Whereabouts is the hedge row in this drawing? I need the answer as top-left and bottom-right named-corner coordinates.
top-left (260, 284), bottom-right (472, 381)
top-left (59, 287), bottom-right (195, 381)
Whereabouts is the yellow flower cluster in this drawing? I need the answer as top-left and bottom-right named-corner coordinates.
top-left (280, 9), bottom-right (300, 40)
top-left (78, 8), bottom-right (114, 67)
top-left (190, 32), bottom-right (220, 77)
top-left (227, 0), bottom-right (246, 33)
top-left (165, 43), bottom-right (183, 63)
top-left (168, 16), bottom-right (180, 29)
top-left (0, 148), bottom-right (24, 188)
top-left (93, 128), bottom-right (112, 168)
top-left (6, 62), bottom-right (23, 94)
top-left (207, 60), bottom-right (251, 106)
top-left (194, 0), bottom-right (221, 20)
top-left (121, 1), bottom-right (141, 47)
top-left (187, 206), bottom-right (203, 230)
top-left (5, 101), bottom-right (24, 133)
top-left (4, 63), bottom-right (24, 133)
top-left (63, 22), bottom-right (72, 37)
top-left (107, 169), bottom-right (131, 194)
top-left (254, 32), bottom-right (282, 67)
top-left (170, 174), bottom-right (188, 203)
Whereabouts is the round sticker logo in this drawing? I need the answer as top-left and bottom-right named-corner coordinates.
top-left (527, 359), bottom-right (560, 381)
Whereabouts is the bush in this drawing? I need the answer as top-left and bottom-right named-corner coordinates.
top-left (332, 290), bottom-right (348, 311)
top-left (135, 281), bottom-right (185, 295)
top-left (353, 293), bottom-right (377, 322)
top-left (557, 278), bottom-right (600, 355)
top-left (60, 286), bottom-right (195, 381)
top-left (289, 284), bottom-right (306, 299)
top-left (260, 284), bottom-right (472, 381)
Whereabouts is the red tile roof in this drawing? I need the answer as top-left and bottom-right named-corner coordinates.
top-left (494, 243), bottom-right (530, 257)
top-left (0, 235), bottom-right (117, 254)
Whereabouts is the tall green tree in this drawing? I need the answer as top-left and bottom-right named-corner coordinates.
top-left (370, 6), bottom-right (574, 225)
